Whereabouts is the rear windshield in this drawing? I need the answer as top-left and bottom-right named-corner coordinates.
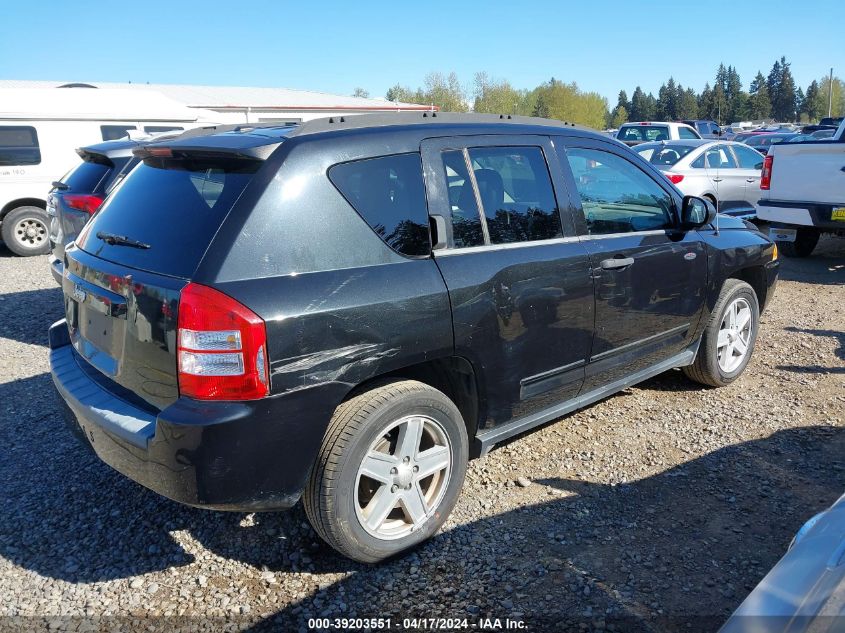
top-left (77, 157), bottom-right (259, 278)
top-left (634, 144), bottom-right (697, 166)
top-left (618, 125), bottom-right (670, 143)
top-left (63, 160), bottom-right (111, 193)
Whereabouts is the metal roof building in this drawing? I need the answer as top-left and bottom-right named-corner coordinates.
top-left (0, 80), bottom-right (434, 124)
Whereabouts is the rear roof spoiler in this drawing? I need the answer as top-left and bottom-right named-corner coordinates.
top-left (133, 123), bottom-right (296, 161)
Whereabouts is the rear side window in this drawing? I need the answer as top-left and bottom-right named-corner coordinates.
top-left (635, 144), bottom-right (696, 166)
top-left (442, 150), bottom-right (485, 248)
top-left (329, 153), bottom-right (430, 257)
top-left (100, 125), bottom-right (136, 141)
top-left (466, 146), bottom-right (561, 244)
top-left (0, 126), bottom-right (40, 166)
top-left (732, 145), bottom-right (765, 170)
top-left (62, 160), bottom-right (111, 193)
top-left (78, 158), bottom-right (259, 278)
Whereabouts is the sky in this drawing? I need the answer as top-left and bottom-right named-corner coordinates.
top-left (1, 0), bottom-right (843, 105)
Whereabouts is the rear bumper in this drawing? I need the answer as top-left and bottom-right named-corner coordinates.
top-left (757, 200), bottom-right (845, 232)
top-left (49, 255), bottom-right (63, 286)
top-left (49, 319), bottom-right (343, 512)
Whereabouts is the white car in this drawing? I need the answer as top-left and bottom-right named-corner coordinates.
top-left (0, 87), bottom-right (216, 256)
top-left (616, 121), bottom-right (701, 146)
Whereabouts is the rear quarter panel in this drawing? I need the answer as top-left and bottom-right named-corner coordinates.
top-left (765, 141), bottom-right (845, 205)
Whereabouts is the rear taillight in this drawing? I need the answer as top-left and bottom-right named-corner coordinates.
top-left (63, 194), bottom-right (104, 214)
top-left (760, 155), bottom-right (773, 190)
top-left (666, 173), bottom-right (684, 184)
top-left (177, 283), bottom-right (269, 400)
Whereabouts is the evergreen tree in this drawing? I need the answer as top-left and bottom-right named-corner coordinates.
top-left (616, 90), bottom-right (630, 115)
top-left (771, 57), bottom-right (797, 121)
top-left (767, 58), bottom-right (782, 119)
top-left (748, 71), bottom-right (771, 120)
top-left (630, 86), bottom-right (646, 120)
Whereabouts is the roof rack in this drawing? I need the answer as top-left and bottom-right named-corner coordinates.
top-left (290, 111), bottom-right (590, 137)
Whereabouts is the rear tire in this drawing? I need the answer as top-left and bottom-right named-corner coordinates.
top-left (303, 380), bottom-right (468, 563)
top-left (777, 227), bottom-right (819, 258)
top-left (684, 279), bottom-right (759, 387)
top-left (1, 206), bottom-right (50, 256)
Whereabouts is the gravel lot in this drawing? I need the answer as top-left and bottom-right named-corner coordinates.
top-left (1, 232), bottom-right (844, 632)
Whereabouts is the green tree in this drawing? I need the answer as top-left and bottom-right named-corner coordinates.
top-left (656, 78), bottom-right (678, 120)
top-left (609, 105), bottom-right (628, 128)
top-left (472, 72), bottom-right (523, 114)
top-left (772, 57), bottom-right (797, 121)
top-left (615, 90), bottom-right (630, 115)
top-left (529, 78), bottom-right (608, 129)
top-left (385, 84), bottom-right (421, 103)
top-left (748, 71), bottom-right (771, 120)
top-left (351, 87), bottom-right (370, 99)
top-left (676, 87), bottom-right (699, 119)
top-left (818, 75), bottom-right (845, 118)
top-left (422, 72), bottom-right (468, 112)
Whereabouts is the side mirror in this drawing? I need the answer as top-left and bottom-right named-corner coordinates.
top-left (681, 195), bottom-right (717, 229)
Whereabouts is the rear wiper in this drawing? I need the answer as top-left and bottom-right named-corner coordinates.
top-left (52, 181), bottom-right (69, 191)
top-left (96, 231), bottom-right (151, 249)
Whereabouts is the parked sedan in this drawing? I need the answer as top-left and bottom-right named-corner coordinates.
top-left (743, 133), bottom-right (798, 154)
top-left (633, 140), bottom-right (765, 218)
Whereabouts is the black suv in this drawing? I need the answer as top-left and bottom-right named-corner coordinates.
top-left (49, 113), bottom-right (779, 562)
top-left (48, 139), bottom-right (142, 284)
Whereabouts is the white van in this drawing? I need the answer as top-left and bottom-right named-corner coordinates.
top-left (0, 88), bottom-right (217, 255)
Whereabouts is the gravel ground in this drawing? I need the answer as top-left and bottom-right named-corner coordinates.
top-left (1, 233), bottom-right (844, 633)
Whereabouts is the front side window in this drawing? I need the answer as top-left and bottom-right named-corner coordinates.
top-left (731, 145), bottom-right (765, 170)
top-left (100, 125), bottom-right (136, 141)
top-left (466, 146), bottom-right (561, 245)
top-left (563, 147), bottom-right (674, 235)
top-left (678, 126), bottom-right (699, 139)
top-left (691, 145), bottom-right (737, 169)
top-left (329, 153), bottom-right (430, 257)
top-left (0, 126), bottom-right (40, 166)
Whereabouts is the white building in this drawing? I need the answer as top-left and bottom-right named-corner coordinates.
top-left (0, 79), bottom-right (434, 124)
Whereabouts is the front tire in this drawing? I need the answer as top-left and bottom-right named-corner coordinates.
top-left (684, 279), bottom-right (759, 387)
top-left (777, 227), bottom-right (819, 258)
top-left (303, 380), bottom-right (468, 563)
top-left (1, 205), bottom-right (50, 256)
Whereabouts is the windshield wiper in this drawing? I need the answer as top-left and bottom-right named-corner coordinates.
top-left (96, 231), bottom-right (151, 249)
top-left (52, 181), bottom-right (69, 191)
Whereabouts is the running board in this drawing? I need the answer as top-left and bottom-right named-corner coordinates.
top-left (473, 346), bottom-right (698, 457)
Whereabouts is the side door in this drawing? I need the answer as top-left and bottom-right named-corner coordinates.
top-left (692, 144), bottom-right (746, 213)
top-left (421, 135), bottom-right (594, 430)
top-left (553, 137), bottom-right (708, 390)
top-left (729, 143), bottom-right (765, 210)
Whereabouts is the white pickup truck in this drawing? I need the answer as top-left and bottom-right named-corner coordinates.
top-left (757, 119), bottom-right (845, 257)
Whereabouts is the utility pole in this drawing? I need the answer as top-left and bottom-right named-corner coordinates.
top-left (829, 67), bottom-right (834, 118)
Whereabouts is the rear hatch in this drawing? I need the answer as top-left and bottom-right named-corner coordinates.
top-left (48, 149), bottom-right (133, 262)
top-left (64, 141), bottom-right (273, 410)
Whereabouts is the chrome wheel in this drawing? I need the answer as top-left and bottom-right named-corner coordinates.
top-left (717, 297), bottom-right (753, 373)
top-left (13, 216), bottom-right (47, 250)
top-left (354, 414), bottom-right (452, 540)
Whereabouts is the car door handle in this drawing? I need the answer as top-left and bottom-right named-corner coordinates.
top-left (600, 257), bottom-right (635, 270)
top-left (746, 178), bottom-right (758, 183)
top-left (712, 178), bottom-right (723, 182)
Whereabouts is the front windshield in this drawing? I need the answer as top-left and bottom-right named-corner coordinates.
top-left (634, 144), bottom-right (697, 167)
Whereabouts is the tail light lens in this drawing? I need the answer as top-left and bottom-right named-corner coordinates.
top-left (666, 173), bottom-right (684, 184)
top-left (760, 155), bottom-right (773, 190)
top-left (63, 194), bottom-right (104, 214)
top-left (177, 283), bottom-right (269, 400)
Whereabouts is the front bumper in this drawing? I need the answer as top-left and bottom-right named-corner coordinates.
top-left (49, 319), bottom-right (343, 511)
